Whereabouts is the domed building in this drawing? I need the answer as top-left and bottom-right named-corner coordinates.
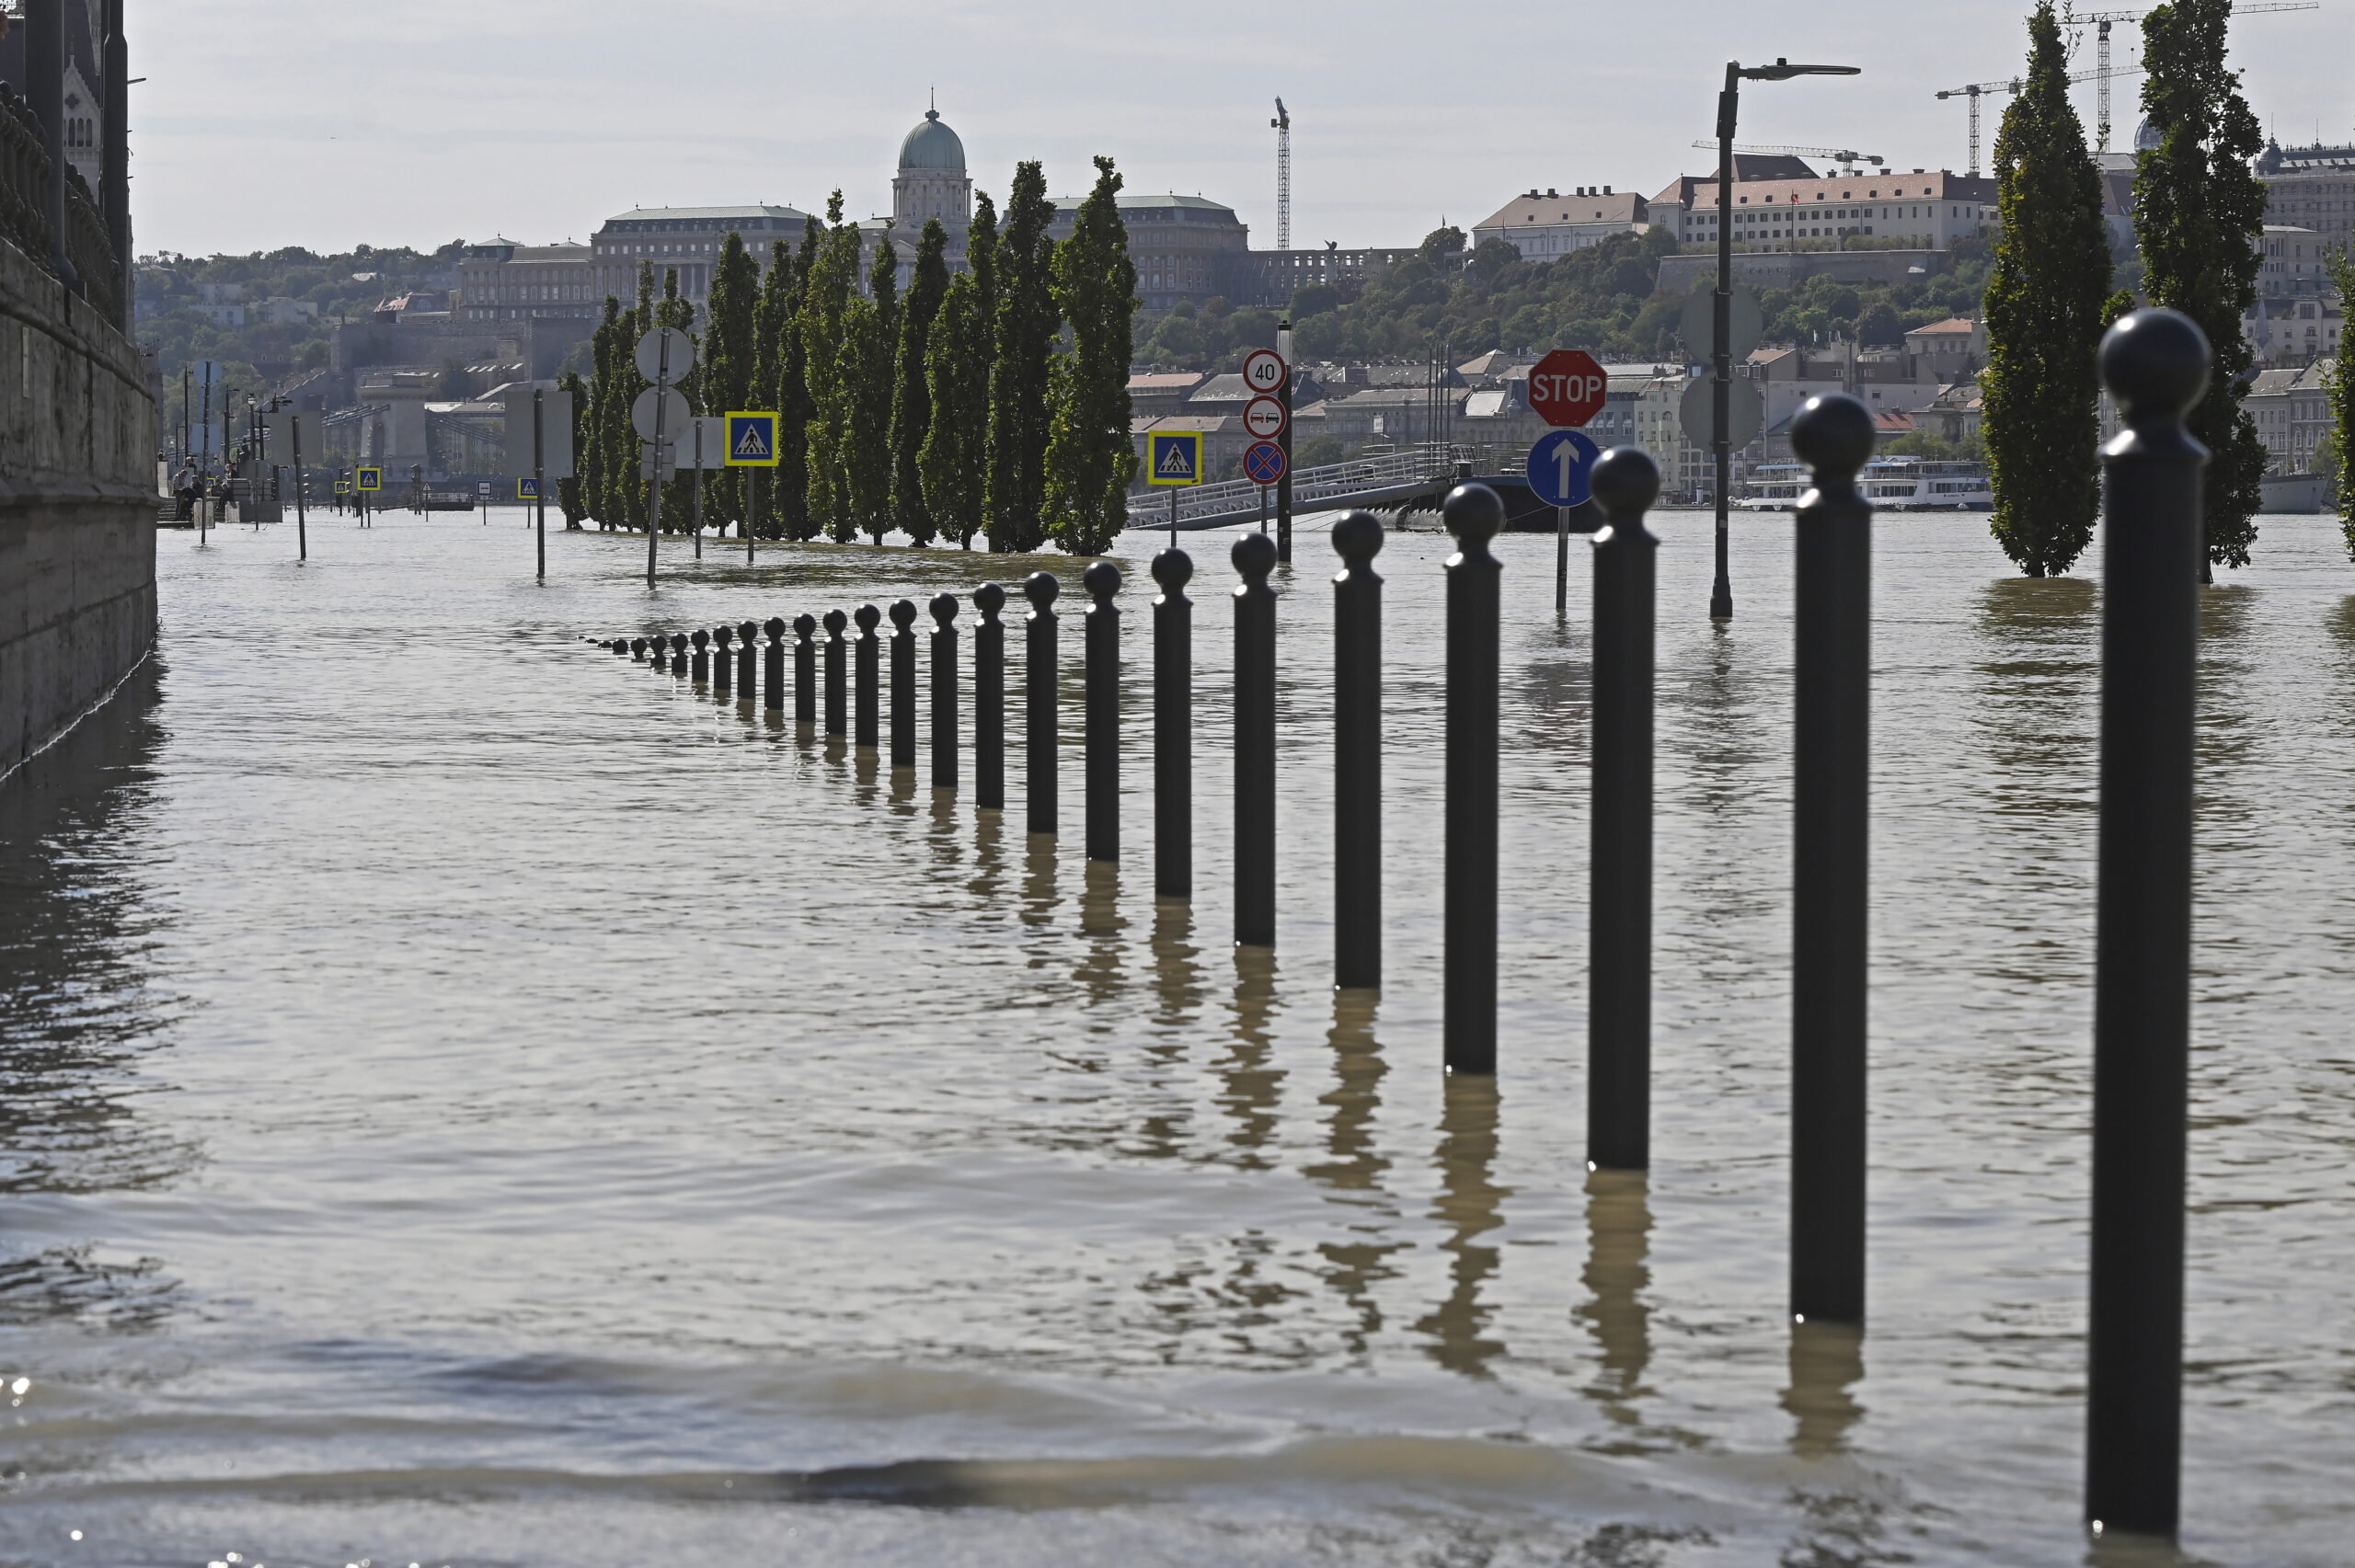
top-left (893, 107), bottom-right (972, 226)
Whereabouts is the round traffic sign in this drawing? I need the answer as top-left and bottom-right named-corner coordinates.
top-left (1242, 441), bottom-right (1287, 486)
top-left (1528, 349), bottom-right (1608, 428)
top-left (1526, 429), bottom-right (1601, 509)
top-left (1678, 374), bottom-right (1763, 449)
top-left (635, 326), bottom-right (696, 383)
top-left (1680, 282), bottom-right (1764, 362)
top-left (632, 386), bottom-right (692, 441)
top-left (1241, 348), bottom-right (1288, 394)
top-left (1242, 395), bottom-right (1288, 441)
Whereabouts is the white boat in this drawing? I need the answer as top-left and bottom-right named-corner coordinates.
top-left (1739, 457), bottom-right (1993, 511)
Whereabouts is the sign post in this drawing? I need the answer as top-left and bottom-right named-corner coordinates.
top-left (1270, 329), bottom-right (1294, 561)
top-left (725, 411), bottom-right (780, 565)
top-left (288, 412), bottom-right (307, 562)
top-left (1146, 429), bottom-right (1204, 540)
top-left (1529, 348), bottom-right (1608, 611)
top-left (533, 388), bottom-right (546, 581)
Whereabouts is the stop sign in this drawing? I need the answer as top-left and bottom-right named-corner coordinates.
top-left (1527, 349), bottom-right (1607, 428)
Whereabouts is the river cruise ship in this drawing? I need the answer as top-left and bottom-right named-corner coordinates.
top-left (1739, 457), bottom-right (1993, 511)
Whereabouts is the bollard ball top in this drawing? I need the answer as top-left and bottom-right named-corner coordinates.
top-left (691, 628), bottom-right (709, 649)
top-left (929, 592), bottom-right (959, 626)
top-left (1083, 560), bottom-right (1122, 602)
top-left (740, 620), bottom-right (759, 643)
top-left (1233, 529), bottom-right (1277, 581)
top-left (973, 580), bottom-right (1007, 617)
top-left (766, 616), bottom-right (787, 641)
top-left (794, 612), bottom-right (817, 640)
top-left (890, 598), bottom-right (918, 629)
top-left (1331, 510), bottom-right (1384, 567)
top-left (670, 634), bottom-right (688, 653)
top-left (713, 624), bottom-right (732, 646)
top-left (1024, 570), bottom-right (1061, 610)
top-left (1442, 483), bottom-right (1505, 546)
top-left (1790, 394), bottom-right (1875, 480)
top-left (630, 637), bottom-right (648, 657)
top-left (822, 608), bottom-right (847, 635)
top-left (1590, 446), bottom-right (1660, 521)
top-left (1150, 546), bottom-right (1194, 592)
top-left (855, 602), bottom-right (881, 632)
top-left (2101, 307), bottom-right (2210, 421)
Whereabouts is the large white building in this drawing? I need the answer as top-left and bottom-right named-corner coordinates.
top-left (1469, 187), bottom-right (1648, 258)
top-left (1654, 167), bottom-right (1997, 251)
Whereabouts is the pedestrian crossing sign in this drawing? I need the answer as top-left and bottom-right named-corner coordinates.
top-left (355, 466), bottom-right (382, 492)
top-left (517, 476), bottom-right (541, 500)
top-left (724, 410), bottom-right (781, 466)
top-left (1147, 430), bottom-right (1202, 487)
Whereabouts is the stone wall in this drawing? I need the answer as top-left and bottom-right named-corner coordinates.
top-left (0, 230), bottom-right (155, 775)
top-left (1656, 248), bottom-right (1951, 299)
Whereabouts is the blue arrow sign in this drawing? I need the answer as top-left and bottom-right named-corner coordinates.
top-left (1526, 429), bottom-right (1600, 509)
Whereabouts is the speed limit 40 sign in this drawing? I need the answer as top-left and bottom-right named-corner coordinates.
top-left (1242, 347), bottom-right (1288, 394)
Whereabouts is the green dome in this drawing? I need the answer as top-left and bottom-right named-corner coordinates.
top-left (899, 109), bottom-right (966, 172)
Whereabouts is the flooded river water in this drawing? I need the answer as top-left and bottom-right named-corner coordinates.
top-left (2, 505), bottom-right (2349, 1567)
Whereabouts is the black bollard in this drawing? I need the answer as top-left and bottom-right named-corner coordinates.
top-left (854, 604), bottom-right (881, 751)
top-left (889, 599), bottom-right (918, 772)
top-left (1331, 511), bottom-right (1384, 990)
top-left (974, 583), bottom-right (1007, 811)
top-left (630, 637), bottom-right (648, 661)
top-left (1150, 548), bottom-right (1193, 901)
top-left (930, 594), bottom-right (959, 792)
top-left (765, 618), bottom-right (788, 715)
top-left (794, 614), bottom-right (817, 728)
top-left (670, 633), bottom-right (689, 676)
top-left (738, 620), bottom-right (758, 695)
top-left (1442, 483), bottom-right (1503, 1074)
top-left (2085, 308), bottom-right (2208, 1544)
top-left (1023, 573), bottom-right (1059, 836)
top-left (822, 610), bottom-right (848, 737)
top-left (712, 624), bottom-right (733, 694)
top-left (1587, 447), bottom-right (1661, 1171)
top-left (691, 629), bottom-right (710, 683)
top-left (1082, 562), bottom-right (1121, 863)
top-left (1788, 392), bottom-right (1875, 1328)
top-left (1232, 531), bottom-right (1278, 948)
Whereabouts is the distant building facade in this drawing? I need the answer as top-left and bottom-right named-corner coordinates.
top-left (1470, 186), bottom-right (1648, 258)
top-left (2257, 139), bottom-right (2355, 255)
top-left (1658, 167), bottom-right (1996, 251)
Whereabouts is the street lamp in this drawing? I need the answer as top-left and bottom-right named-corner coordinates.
top-left (1711, 57), bottom-right (1858, 622)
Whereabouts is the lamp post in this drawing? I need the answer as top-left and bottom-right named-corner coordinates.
top-left (1712, 57), bottom-right (1858, 621)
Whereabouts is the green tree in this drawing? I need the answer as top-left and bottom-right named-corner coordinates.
top-left (1042, 156), bottom-right (1138, 556)
top-left (2328, 248), bottom-right (2355, 555)
top-left (582, 298), bottom-right (619, 527)
top-left (799, 193), bottom-right (859, 542)
top-left (2135, 0), bottom-right (2269, 572)
top-left (557, 369), bottom-right (590, 529)
top-left (654, 267), bottom-right (697, 534)
top-left (701, 231), bottom-right (760, 535)
top-left (837, 295), bottom-right (893, 544)
top-left (776, 219), bottom-right (825, 541)
top-left (986, 164), bottom-right (1058, 552)
top-left (922, 273), bottom-right (990, 549)
top-left (746, 237), bottom-right (796, 539)
top-left (1981, 2), bottom-right (2114, 578)
top-left (891, 219), bottom-right (951, 544)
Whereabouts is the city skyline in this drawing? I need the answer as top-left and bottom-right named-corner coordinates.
top-left (139, 0), bottom-right (2351, 258)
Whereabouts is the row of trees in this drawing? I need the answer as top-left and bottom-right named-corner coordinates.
top-left (569, 157), bottom-right (1138, 555)
top-left (1982, 0), bottom-right (2271, 578)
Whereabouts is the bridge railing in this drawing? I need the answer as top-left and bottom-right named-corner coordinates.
top-left (1125, 442), bottom-right (1465, 529)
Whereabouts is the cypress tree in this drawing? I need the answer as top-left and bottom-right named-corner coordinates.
top-left (2135, 0), bottom-right (2269, 573)
top-left (843, 234), bottom-right (900, 544)
top-left (922, 272), bottom-right (988, 549)
top-left (986, 164), bottom-right (1059, 553)
top-left (2329, 249), bottom-right (2355, 558)
top-left (702, 231), bottom-right (760, 534)
top-left (749, 237), bottom-right (795, 539)
top-left (778, 220), bottom-right (824, 541)
top-left (969, 190), bottom-right (999, 342)
top-left (1043, 156), bottom-right (1139, 556)
top-left (799, 194), bottom-right (859, 542)
top-left (1982, 2), bottom-right (2113, 578)
top-left (583, 298), bottom-right (619, 527)
top-left (557, 369), bottom-right (590, 529)
top-left (891, 220), bottom-right (951, 544)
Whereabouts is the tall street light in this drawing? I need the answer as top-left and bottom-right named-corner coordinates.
top-left (1712, 57), bottom-right (1859, 622)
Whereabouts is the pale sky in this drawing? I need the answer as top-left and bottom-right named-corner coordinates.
top-left (132, 0), bottom-right (2353, 259)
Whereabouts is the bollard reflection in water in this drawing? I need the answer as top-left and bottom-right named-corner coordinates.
top-left (1782, 1318), bottom-right (1866, 1459)
top-left (1074, 860), bottom-right (1126, 1004)
top-left (1415, 1073), bottom-right (1510, 1378)
top-left (1305, 989), bottom-right (1402, 1358)
top-left (1219, 944), bottom-right (1282, 1167)
top-left (1577, 1168), bottom-right (1653, 1437)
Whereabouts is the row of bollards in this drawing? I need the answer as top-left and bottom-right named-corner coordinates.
top-left (589, 310), bottom-right (2211, 1548)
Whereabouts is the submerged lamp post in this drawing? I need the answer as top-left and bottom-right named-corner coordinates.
top-left (1711, 57), bottom-right (1858, 621)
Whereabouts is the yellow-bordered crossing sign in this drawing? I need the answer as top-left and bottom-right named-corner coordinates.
top-left (724, 411), bottom-right (781, 466)
top-left (355, 466), bottom-right (383, 492)
top-left (1146, 430), bottom-right (1202, 486)
top-left (517, 476), bottom-right (542, 499)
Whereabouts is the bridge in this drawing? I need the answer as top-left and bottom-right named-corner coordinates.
top-left (1125, 443), bottom-right (1468, 532)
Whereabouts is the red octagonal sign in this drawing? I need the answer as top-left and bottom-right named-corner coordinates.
top-left (1527, 348), bottom-right (1607, 429)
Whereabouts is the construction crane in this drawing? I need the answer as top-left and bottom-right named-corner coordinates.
top-left (2061, 3), bottom-right (2315, 152)
top-left (1936, 68), bottom-right (2131, 177)
top-left (1688, 140), bottom-right (1884, 175)
top-left (1270, 98), bottom-right (1291, 251)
